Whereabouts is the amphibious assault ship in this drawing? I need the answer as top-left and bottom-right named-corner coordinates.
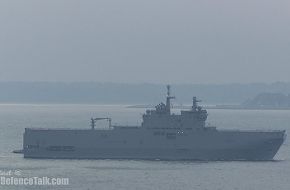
top-left (23, 86), bottom-right (286, 160)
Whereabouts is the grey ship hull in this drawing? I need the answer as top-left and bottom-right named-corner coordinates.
top-left (23, 128), bottom-right (286, 161)
top-left (21, 86), bottom-right (287, 161)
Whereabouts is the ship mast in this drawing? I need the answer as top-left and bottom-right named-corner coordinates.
top-left (166, 85), bottom-right (175, 114)
top-left (192, 96), bottom-right (202, 111)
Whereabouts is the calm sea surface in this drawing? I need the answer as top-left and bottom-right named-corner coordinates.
top-left (0, 104), bottom-right (289, 190)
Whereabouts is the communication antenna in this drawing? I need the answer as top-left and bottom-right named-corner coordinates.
top-left (167, 85), bottom-right (171, 97)
top-left (166, 85), bottom-right (175, 113)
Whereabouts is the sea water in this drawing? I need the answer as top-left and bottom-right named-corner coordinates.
top-left (0, 104), bottom-right (289, 190)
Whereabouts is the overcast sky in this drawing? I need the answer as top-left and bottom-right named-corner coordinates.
top-left (0, 0), bottom-right (289, 84)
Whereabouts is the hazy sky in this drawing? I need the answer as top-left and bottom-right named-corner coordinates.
top-left (0, 0), bottom-right (289, 84)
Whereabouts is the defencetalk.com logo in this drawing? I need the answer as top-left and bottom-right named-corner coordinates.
top-left (0, 170), bottom-right (69, 186)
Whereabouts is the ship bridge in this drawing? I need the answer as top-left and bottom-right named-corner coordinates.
top-left (141, 86), bottom-right (208, 130)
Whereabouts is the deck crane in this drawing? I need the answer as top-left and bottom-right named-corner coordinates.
top-left (91, 117), bottom-right (112, 130)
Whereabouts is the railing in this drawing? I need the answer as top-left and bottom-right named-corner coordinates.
top-left (218, 129), bottom-right (286, 133)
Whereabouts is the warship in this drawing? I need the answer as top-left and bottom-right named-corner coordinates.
top-left (23, 85), bottom-right (286, 160)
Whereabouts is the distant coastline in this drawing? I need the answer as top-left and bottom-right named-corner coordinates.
top-left (127, 104), bottom-right (290, 110)
top-left (1, 82), bottom-right (290, 106)
top-left (127, 92), bottom-right (290, 110)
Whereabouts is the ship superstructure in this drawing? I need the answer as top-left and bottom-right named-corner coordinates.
top-left (23, 86), bottom-right (286, 160)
